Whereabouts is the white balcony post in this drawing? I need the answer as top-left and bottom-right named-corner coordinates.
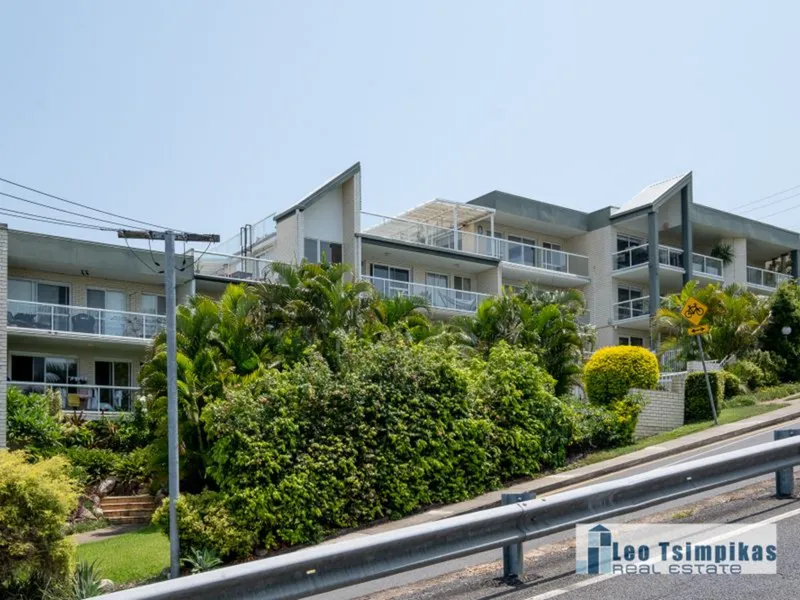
top-left (50, 304), bottom-right (55, 332)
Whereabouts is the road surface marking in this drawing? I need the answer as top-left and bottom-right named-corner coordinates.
top-left (522, 506), bottom-right (800, 599)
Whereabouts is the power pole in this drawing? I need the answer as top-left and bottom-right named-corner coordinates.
top-left (118, 229), bottom-right (219, 578)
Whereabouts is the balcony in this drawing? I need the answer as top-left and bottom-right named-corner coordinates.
top-left (194, 251), bottom-right (277, 283)
top-left (362, 212), bottom-right (496, 259)
top-left (364, 275), bottom-right (490, 313)
top-left (7, 300), bottom-right (165, 342)
top-left (692, 252), bottom-right (724, 282)
top-left (9, 381), bottom-right (141, 415)
top-left (495, 239), bottom-right (590, 286)
top-left (747, 266), bottom-right (792, 292)
top-left (612, 244), bottom-right (725, 286)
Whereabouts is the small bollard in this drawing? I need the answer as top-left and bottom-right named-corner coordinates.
top-left (774, 429), bottom-right (800, 498)
top-left (501, 491), bottom-right (536, 581)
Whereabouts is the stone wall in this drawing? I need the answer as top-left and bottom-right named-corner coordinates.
top-left (633, 386), bottom-right (685, 438)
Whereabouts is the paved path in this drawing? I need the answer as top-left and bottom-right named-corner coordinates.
top-left (71, 524), bottom-right (143, 544)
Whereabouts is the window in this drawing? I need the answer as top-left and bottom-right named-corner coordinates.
top-left (369, 264), bottom-right (410, 297)
top-left (453, 276), bottom-right (475, 311)
top-left (617, 286), bottom-right (644, 320)
top-left (141, 294), bottom-right (166, 315)
top-left (619, 336), bottom-right (645, 347)
top-left (8, 279), bottom-right (71, 330)
top-left (453, 276), bottom-right (471, 292)
top-left (542, 241), bottom-right (565, 272)
top-left (10, 354), bottom-right (80, 409)
top-left (95, 361), bottom-right (132, 411)
top-left (141, 294), bottom-right (167, 338)
top-left (506, 235), bottom-right (536, 265)
top-left (425, 273), bottom-right (449, 309)
top-left (616, 234), bottom-right (646, 269)
top-left (304, 238), bottom-right (342, 264)
top-left (87, 289), bottom-right (127, 336)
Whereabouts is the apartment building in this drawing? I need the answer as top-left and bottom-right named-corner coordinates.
top-left (195, 163), bottom-right (799, 350)
top-left (0, 226), bottom-right (200, 445)
top-left (2, 162), bottom-right (797, 446)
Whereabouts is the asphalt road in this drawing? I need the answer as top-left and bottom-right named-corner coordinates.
top-left (308, 415), bottom-right (800, 600)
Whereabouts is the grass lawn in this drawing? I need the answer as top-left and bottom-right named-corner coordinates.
top-left (569, 402), bottom-right (787, 469)
top-left (76, 525), bottom-right (169, 585)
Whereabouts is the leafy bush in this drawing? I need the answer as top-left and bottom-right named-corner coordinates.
top-left (469, 343), bottom-right (574, 476)
top-left (760, 281), bottom-right (800, 382)
top-left (726, 360), bottom-right (765, 391)
top-left (749, 350), bottom-right (784, 388)
top-left (0, 452), bottom-right (78, 596)
top-left (569, 394), bottom-right (644, 450)
top-left (722, 372), bottom-right (746, 399)
top-left (584, 346), bottom-right (659, 405)
top-left (684, 372), bottom-right (725, 422)
top-left (725, 382), bottom-right (800, 407)
top-left (64, 447), bottom-right (120, 486)
top-left (7, 387), bottom-right (63, 453)
top-left (115, 447), bottom-right (155, 492)
top-left (152, 492), bottom-right (256, 560)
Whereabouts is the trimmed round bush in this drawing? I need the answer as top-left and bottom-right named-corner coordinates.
top-left (584, 346), bottom-right (659, 406)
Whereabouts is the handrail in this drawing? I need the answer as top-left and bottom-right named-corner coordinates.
top-left (364, 275), bottom-right (490, 313)
top-left (96, 436), bottom-right (800, 600)
top-left (747, 265), bottom-right (793, 289)
top-left (8, 299), bottom-right (162, 320)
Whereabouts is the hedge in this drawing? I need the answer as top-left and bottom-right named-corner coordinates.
top-left (684, 371), bottom-right (725, 422)
top-left (584, 346), bottom-right (660, 405)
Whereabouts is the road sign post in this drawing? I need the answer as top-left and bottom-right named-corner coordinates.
top-left (681, 297), bottom-right (717, 426)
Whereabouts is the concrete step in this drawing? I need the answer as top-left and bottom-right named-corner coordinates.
top-left (100, 495), bottom-right (154, 506)
top-left (102, 508), bottom-right (155, 518)
top-left (99, 501), bottom-right (155, 511)
top-left (106, 514), bottom-right (152, 525)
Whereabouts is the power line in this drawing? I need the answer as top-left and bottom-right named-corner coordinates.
top-left (0, 190), bottom-right (148, 230)
top-left (757, 202), bottom-right (800, 222)
top-left (0, 207), bottom-right (116, 231)
top-left (729, 183), bottom-right (800, 211)
top-left (739, 190), bottom-right (800, 216)
top-left (0, 175), bottom-right (181, 231)
top-left (122, 236), bottom-right (161, 274)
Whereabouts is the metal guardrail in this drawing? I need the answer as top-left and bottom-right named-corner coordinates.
top-left (98, 435), bottom-right (800, 600)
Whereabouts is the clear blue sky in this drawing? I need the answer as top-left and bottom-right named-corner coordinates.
top-left (2, 0), bottom-right (799, 246)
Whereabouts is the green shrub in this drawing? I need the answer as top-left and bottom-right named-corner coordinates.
top-left (749, 350), bottom-right (784, 387)
top-left (7, 387), bottom-right (63, 453)
top-left (725, 382), bottom-right (800, 407)
top-left (722, 372), bottom-right (746, 399)
top-left (0, 452), bottom-right (78, 595)
top-left (584, 346), bottom-right (659, 405)
top-left (115, 447), bottom-right (155, 492)
top-left (759, 281), bottom-right (800, 382)
top-left (469, 342), bottom-right (574, 476)
top-left (64, 447), bottom-right (120, 486)
top-left (684, 372), bottom-right (725, 422)
top-left (152, 492), bottom-right (257, 559)
top-left (569, 394), bottom-right (644, 451)
top-left (726, 360), bottom-right (764, 391)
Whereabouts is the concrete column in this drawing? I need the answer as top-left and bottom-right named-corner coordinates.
top-left (295, 209), bottom-right (304, 263)
top-left (792, 249), bottom-right (799, 280)
top-left (477, 265), bottom-right (502, 296)
top-left (648, 211), bottom-right (660, 322)
top-left (722, 238), bottom-right (748, 286)
top-left (0, 225), bottom-right (7, 448)
top-left (681, 185), bottom-right (693, 285)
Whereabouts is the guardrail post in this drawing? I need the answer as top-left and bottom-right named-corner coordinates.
top-left (774, 429), bottom-right (800, 498)
top-left (501, 491), bottom-right (535, 581)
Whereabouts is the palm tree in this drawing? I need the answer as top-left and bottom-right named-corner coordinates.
top-left (655, 282), bottom-right (769, 361)
top-left (369, 295), bottom-right (434, 342)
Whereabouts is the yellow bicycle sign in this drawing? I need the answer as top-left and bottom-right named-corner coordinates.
top-left (680, 297), bottom-right (708, 326)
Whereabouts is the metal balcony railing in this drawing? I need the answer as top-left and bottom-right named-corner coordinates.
top-left (746, 266), bottom-right (792, 290)
top-left (613, 244), bottom-right (684, 271)
top-left (7, 300), bottom-right (165, 340)
top-left (194, 251), bottom-right (277, 283)
top-left (613, 295), bottom-right (651, 321)
top-left (362, 212), bottom-right (497, 257)
top-left (362, 213), bottom-right (590, 277)
top-left (364, 275), bottom-right (490, 313)
top-left (692, 252), bottom-right (724, 279)
top-left (9, 381), bottom-right (141, 412)
top-left (494, 239), bottom-right (589, 277)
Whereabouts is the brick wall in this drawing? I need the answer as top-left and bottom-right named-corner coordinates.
top-left (633, 387), bottom-right (685, 438)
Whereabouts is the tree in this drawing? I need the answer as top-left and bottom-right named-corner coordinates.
top-left (655, 281), bottom-right (768, 362)
top-left (760, 281), bottom-right (800, 382)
